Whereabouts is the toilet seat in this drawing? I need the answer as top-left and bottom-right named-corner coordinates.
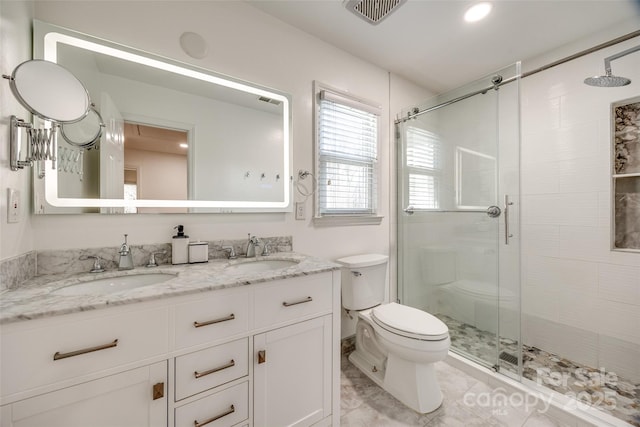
top-left (371, 303), bottom-right (448, 341)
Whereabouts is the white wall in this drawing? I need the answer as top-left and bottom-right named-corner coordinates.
top-left (521, 34), bottom-right (640, 382)
top-left (12, 0), bottom-right (410, 260)
top-left (0, 1), bottom-right (35, 260)
top-left (124, 148), bottom-right (187, 207)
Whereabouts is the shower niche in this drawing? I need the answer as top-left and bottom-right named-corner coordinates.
top-left (612, 96), bottom-right (640, 251)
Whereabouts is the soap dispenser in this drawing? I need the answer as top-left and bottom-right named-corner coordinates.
top-left (172, 225), bottom-right (189, 265)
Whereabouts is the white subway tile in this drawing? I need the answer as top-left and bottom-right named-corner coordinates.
top-left (522, 129), bottom-right (560, 165)
top-left (598, 335), bottom-right (640, 383)
top-left (521, 225), bottom-right (560, 257)
top-left (558, 226), bottom-right (609, 263)
top-left (523, 256), bottom-right (597, 295)
top-left (555, 123), bottom-right (599, 161)
top-left (523, 194), bottom-right (598, 227)
top-left (553, 326), bottom-right (598, 368)
top-left (596, 192), bottom-right (610, 228)
top-left (522, 161), bottom-right (560, 195)
top-left (557, 158), bottom-right (609, 194)
top-left (557, 292), bottom-right (599, 332)
top-left (598, 300), bottom-right (640, 345)
top-left (522, 285), bottom-right (560, 321)
top-left (597, 263), bottom-right (640, 305)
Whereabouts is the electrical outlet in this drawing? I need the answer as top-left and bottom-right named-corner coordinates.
top-left (295, 202), bottom-right (306, 220)
top-left (7, 188), bottom-right (20, 223)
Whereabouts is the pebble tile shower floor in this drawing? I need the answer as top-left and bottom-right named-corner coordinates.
top-left (440, 315), bottom-right (640, 427)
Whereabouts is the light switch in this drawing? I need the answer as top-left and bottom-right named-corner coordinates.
top-left (7, 188), bottom-right (20, 223)
top-left (295, 202), bottom-right (306, 220)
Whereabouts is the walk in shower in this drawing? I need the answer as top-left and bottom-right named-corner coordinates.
top-left (397, 62), bottom-right (522, 377)
top-left (397, 37), bottom-right (640, 427)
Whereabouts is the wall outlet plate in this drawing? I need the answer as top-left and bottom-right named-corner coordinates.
top-left (295, 202), bottom-right (306, 220)
top-left (7, 188), bottom-right (20, 223)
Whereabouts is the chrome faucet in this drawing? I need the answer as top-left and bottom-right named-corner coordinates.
top-left (88, 256), bottom-right (105, 273)
top-left (146, 251), bottom-right (166, 268)
top-left (222, 245), bottom-right (237, 259)
top-left (246, 234), bottom-right (261, 258)
top-left (118, 234), bottom-right (134, 270)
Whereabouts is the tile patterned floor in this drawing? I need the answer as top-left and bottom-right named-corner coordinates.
top-left (341, 354), bottom-right (573, 426)
top-left (440, 315), bottom-right (640, 427)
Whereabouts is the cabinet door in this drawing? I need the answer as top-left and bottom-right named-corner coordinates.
top-left (0, 361), bottom-right (167, 427)
top-left (254, 315), bottom-right (332, 427)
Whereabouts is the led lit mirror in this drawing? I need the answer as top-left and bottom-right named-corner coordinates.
top-left (33, 21), bottom-right (291, 214)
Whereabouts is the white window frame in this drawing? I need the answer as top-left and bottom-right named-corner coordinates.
top-left (313, 82), bottom-right (383, 226)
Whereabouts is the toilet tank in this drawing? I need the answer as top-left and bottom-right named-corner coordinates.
top-left (336, 254), bottom-right (388, 310)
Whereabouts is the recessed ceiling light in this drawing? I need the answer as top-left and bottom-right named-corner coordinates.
top-left (179, 143), bottom-right (188, 149)
top-left (464, 2), bottom-right (492, 23)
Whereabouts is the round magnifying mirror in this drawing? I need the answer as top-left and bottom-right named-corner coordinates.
top-left (9, 59), bottom-right (90, 123)
top-left (60, 107), bottom-right (104, 148)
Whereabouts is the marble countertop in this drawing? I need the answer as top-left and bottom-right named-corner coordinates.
top-left (0, 253), bottom-right (340, 325)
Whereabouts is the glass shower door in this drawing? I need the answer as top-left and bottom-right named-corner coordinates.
top-left (397, 64), bottom-right (521, 375)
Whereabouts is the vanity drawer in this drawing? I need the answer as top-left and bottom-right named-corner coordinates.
top-left (0, 306), bottom-right (169, 399)
top-left (174, 291), bottom-right (249, 350)
top-left (174, 381), bottom-right (248, 427)
top-left (253, 272), bottom-right (332, 329)
top-left (175, 338), bottom-right (248, 401)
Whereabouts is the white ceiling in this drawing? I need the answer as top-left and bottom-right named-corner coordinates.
top-left (247, 0), bottom-right (639, 93)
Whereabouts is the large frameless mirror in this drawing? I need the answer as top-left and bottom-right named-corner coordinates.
top-left (33, 21), bottom-right (292, 214)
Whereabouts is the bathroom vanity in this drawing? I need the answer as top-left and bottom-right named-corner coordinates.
top-left (0, 254), bottom-right (340, 427)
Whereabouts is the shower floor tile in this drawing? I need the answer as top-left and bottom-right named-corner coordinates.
top-left (437, 314), bottom-right (640, 427)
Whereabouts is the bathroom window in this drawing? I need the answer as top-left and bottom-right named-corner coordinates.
top-left (405, 127), bottom-right (441, 209)
top-left (314, 83), bottom-right (381, 224)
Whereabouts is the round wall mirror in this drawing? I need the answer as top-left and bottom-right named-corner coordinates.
top-left (60, 106), bottom-right (104, 147)
top-left (9, 59), bottom-right (90, 123)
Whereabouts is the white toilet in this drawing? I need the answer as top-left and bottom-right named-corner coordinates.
top-left (337, 254), bottom-right (451, 414)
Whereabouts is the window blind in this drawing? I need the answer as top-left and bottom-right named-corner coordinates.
top-left (406, 126), bottom-right (441, 209)
top-left (317, 90), bottom-right (379, 215)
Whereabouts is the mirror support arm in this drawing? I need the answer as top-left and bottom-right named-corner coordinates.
top-left (9, 115), bottom-right (58, 171)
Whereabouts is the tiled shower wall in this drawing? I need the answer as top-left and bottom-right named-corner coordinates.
top-left (520, 36), bottom-right (640, 382)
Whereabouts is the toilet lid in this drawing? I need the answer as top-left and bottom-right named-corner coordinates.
top-left (371, 303), bottom-right (449, 340)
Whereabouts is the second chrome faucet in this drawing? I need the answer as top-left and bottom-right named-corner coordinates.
top-left (118, 234), bottom-right (134, 270)
top-left (245, 234), bottom-right (270, 257)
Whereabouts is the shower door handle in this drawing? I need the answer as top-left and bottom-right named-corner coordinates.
top-left (504, 195), bottom-right (514, 245)
top-left (403, 206), bottom-right (415, 215)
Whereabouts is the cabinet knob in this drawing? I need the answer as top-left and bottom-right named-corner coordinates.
top-left (258, 350), bottom-right (266, 364)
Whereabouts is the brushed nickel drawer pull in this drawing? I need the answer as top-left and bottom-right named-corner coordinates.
top-left (282, 296), bottom-right (313, 307)
top-left (193, 313), bottom-right (235, 328)
top-left (53, 339), bottom-right (118, 361)
top-left (194, 404), bottom-right (235, 427)
top-left (194, 359), bottom-right (235, 379)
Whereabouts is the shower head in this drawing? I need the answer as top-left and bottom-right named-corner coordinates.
top-left (584, 44), bottom-right (639, 87)
top-left (584, 71), bottom-right (631, 87)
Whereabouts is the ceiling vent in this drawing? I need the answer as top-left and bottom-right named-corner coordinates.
top-left (344, 0), bottom-right (407, 25)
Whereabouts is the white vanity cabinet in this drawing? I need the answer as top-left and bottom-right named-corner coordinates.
top-left (0, 268), bottom-right (340, 427)
top-left (0, 304), bottom-right (170, 427)
top-left (254, 315), bottom-right (332, 427)
top-left (0, 361), bottom-right (168, 427)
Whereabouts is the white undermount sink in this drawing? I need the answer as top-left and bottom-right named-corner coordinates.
top-left (225, 259), bottom-right (298, 273)
top-left (53, 273), bottom-right (176, 296)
